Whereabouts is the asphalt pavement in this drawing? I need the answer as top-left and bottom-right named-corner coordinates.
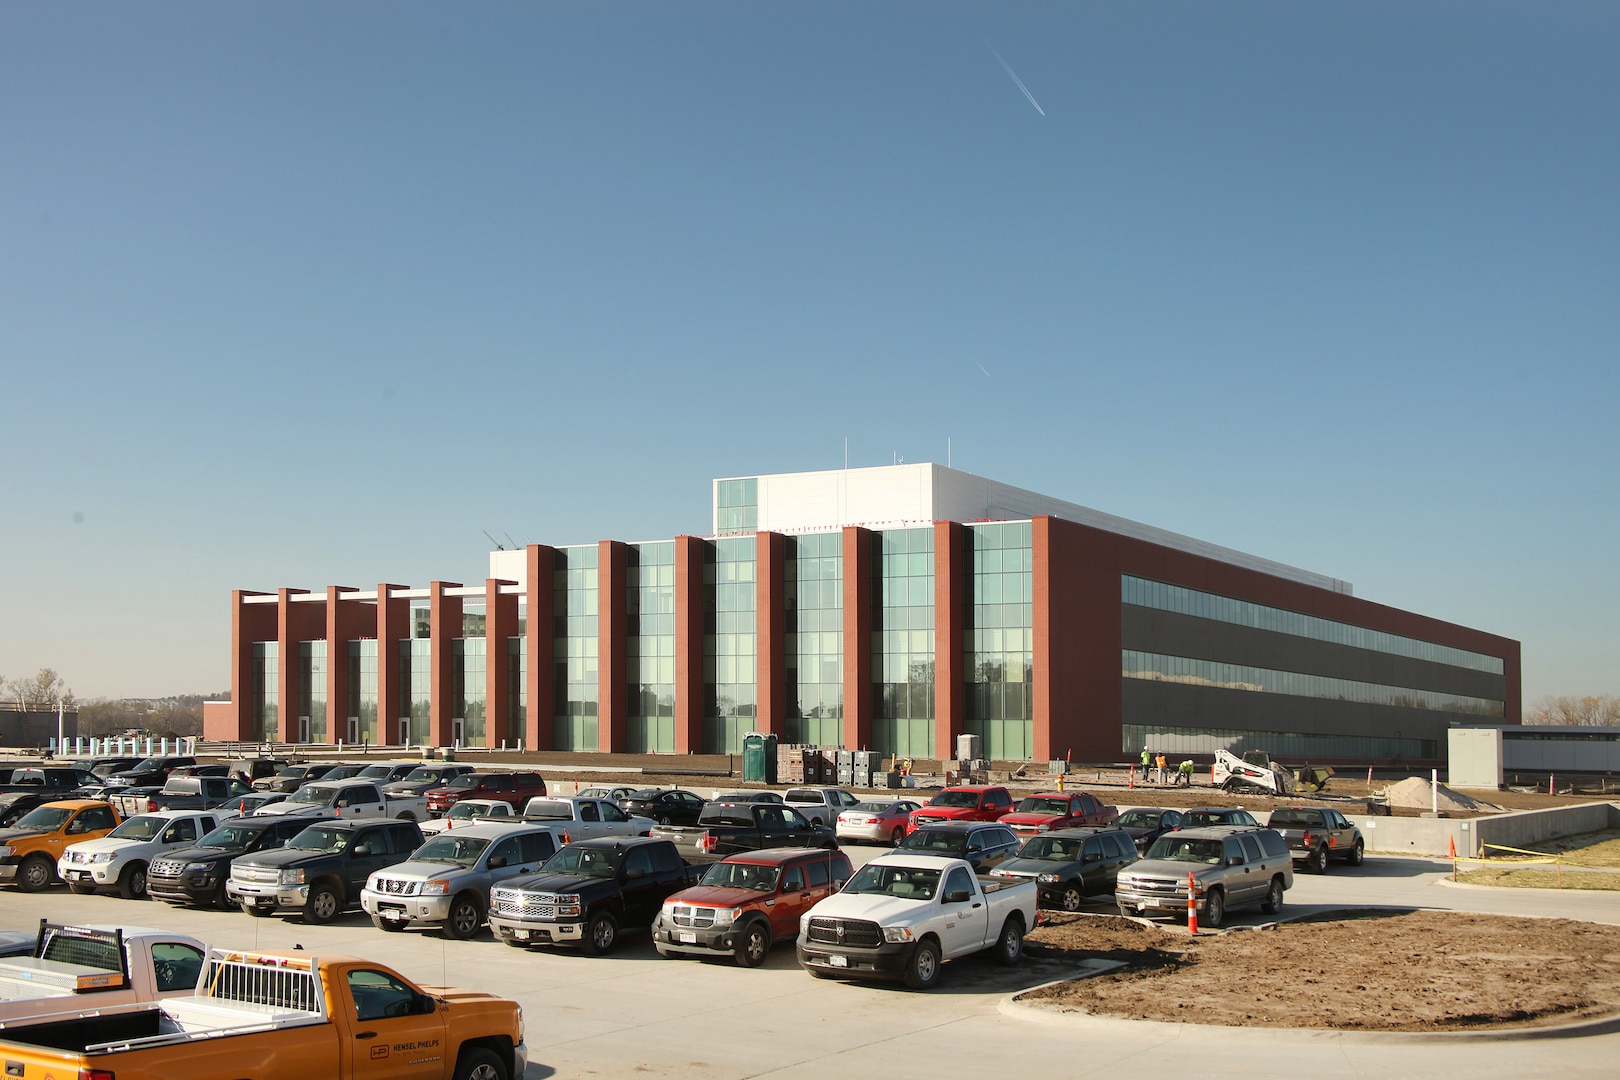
top-left (2, 848), bottom-right (1617, 1080)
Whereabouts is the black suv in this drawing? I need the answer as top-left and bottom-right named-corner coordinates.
top-left (895, 822), bottom-right (1021, 872)
top-left (227, 818), bottom-right (424, 924)
top-left (105, 756), bottom-right (196, 789)
top-left (149, 814), bottom-right (321, 908)
top-left (990, 826), bottom-right (1139, 910)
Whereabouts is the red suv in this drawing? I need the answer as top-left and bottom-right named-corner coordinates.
top-left (906, 785), bottom-right (1014, 834)
top-left (424, 771), bottom-right (548, 816)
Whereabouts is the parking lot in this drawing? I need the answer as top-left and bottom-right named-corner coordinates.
top-left (5, 842), bottom-right (1620, 1079)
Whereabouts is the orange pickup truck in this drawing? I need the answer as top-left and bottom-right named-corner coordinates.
top-left (0, 799), bottom-right (120, 891)
top-left (0, 948), bottom-right (526, 1080)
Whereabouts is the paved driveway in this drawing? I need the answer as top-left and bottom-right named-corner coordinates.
top-left (1, 850), bottom-right (1616, 1079)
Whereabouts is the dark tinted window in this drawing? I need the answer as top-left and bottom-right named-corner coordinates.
top-left (390, 825), bottom-right (421, 851)
top-left (519, 832), bottom-right (557, 864)
top-left (1257, 830), bottom-right (1288, 858)
top-left (488, 836), bottom-right (523, 866)
top-left (78, 807), bottom-right (117, 831)
top-left (944, 866), bottom-right (975, 899)
top-left (782, 866), bottom-right (805, 892)
top-left (993, 827), bottom-right (1018, 847)
top-left (650, 843), bottom-right (684, 874)
top-left (623, 846), bottom-right (655, 876)
top-left (1100, 833), bottom-right (1128, 859)
top-left (1081, 838), bottom-right (1103, 861)
top-left (1239, 834), bottom-right (1264, 862)
top-left (805, 858), bottom-right (830, 888)
top-left (578, 802), bottom-right (598, 821)
top-left (601, 803), bottom-right (627, 822)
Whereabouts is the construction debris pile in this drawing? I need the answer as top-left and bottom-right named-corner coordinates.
top-left (1380, 776), bottom-right (1504, 814)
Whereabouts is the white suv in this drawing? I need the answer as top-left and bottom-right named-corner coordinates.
top-left (57, 810), bottom-right (221, 900)
top-left (782, 788), bottom-right (861, 827)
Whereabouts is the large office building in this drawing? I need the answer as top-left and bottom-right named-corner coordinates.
top-left (212, 463), bottom-right (1519, 766)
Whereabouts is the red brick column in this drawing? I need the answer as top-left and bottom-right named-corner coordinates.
top-left (429, 582), bottom-right (463, 747)
top-left (231, 591), bottom-right (275, 740)
top-left (674, 535), bottom-right (707, 754)
top-left (375, 585), bottom-right (410, 747)
top-left (486, 578), bottom-right (518, 749)
top-left (275, 589), bottom-right (314, 744)
top-left (933, 520), bottom-right (966, 762)
top-left (1035, 517), bottom-right (1119, 764)
top-left (598, 541), bottom-right (629, 753)
top-left (524, 546), bottom-right (556, 752)
top-left (325, 587), bottom-right (367, 745)
top-left (841, 527), bottom-right (873, 752)
top-left (754, 531), bottom-right (787, 738)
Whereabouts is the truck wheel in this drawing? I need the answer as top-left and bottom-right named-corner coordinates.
top-left (443, 894), bottom-right (484, 940)
top-left (395, 811), bottom-right (417, 821)
top-left (1203, 887), bottom-right (1225, 929)
top-left (993, 916), bottom-right (1024, 965)
top-left (18, 854), bottom-right (54, 892)
top-left (214, 880), bottom-right (234, 910)
top-left (118, 862), bottom-right (149, 900)
top-left (902, 939), bottom-right (942, 990)
top-left (1260, 876), bottom-right (1285, 915)
top-left (303, 884), bottom-right (340, 924)
top-left (584, 912), bottom-right (619, 955)
top-left (1060, 884), bottom-right (1084, 912)
top-left (1309, 845), bottom-right (1330, 874)
top-left (1346, 839), bottom-right (1365, 866)
top-left (1117, 904), bottom-right (1136, 918)
top-left (453, 1046), bottom-right (508, 1080)
top-left (889, 826), bottom-right (905, 846)
top-left (372, 914), bottom-right (406, 932)
top-left (735, 920), bottom-right (771, 968)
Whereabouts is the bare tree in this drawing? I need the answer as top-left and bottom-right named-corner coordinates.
top-left (6, 668), bottom-right (74, 710)
top-left (1525, 694), bottom-right (1620, 726)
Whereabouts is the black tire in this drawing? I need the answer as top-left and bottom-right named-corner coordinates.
top-left (889, 826), bottom-right (905, 847)
top-left (453, 1046), bottom-right (508, 1080)
top-left (1346, 839), bottom-right (1365, 866)
top-left (584, 911), bottom-right (618, 955)
top-left (1203, 887), bottom-right (1225, 929)
top-left (902, 938), bottom-right (942, 990)
top-left (243, 902), bottom-right (274, 917)
top-left (395, 811), bottom-right (417, 821)
top-left (735, 919), bottom-right (771, 968)
top-left (303, 883), bottom-right (340, 924)
top-left (372, 914), bottom-right (406, 932)
top-left (1309, 845), bottom-right (1330, 874)
top-left (1060, 884), bottom-right (1084, 912)
top-left (117, 862), bottom-right (149, 900)
top-left (214, 880), bottom-right (234, 911)
top-left (443, 894), bottom-right (483, 940)
top-left (18, 854), bottom-right (54, 892)
top-left (1117, 904), bottom-right (1136, 918)
top-left (993, 916), bottom-right (1024, 966)
top-left (1260, 875), bottom-right (1285, 916)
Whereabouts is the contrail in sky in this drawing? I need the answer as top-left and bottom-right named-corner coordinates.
top-left (975, 361), bottom-right (992, 378)
top-left (983, 39), bottom-right (1046, 116)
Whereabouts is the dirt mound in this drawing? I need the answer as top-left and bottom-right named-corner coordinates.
top-left (1023, 910), bottom-right (1620, 1031)
top-left (1381, 776), bottom-right (1503, 813)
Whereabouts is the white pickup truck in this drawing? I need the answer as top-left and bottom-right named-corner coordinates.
top-left (0, 922), bottom-right (208, 1022)
top-left (795, 853), bottom-right (1038, 989)
top-left (252, 778), bottom-right (429, 822)
top-left (520, 796), bottom-right (655, 840)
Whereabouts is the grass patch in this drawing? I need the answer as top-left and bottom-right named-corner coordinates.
top-left (1457, 867), bottom-right (1620, 890)
top-left (1480, 828), bottom-right (1620, 868)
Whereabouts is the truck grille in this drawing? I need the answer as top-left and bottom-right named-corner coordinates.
top-left (806, 917), bottom-right (881, 948)
top-left (233, 865), bottom-right (280, 885)
top-left (492, 889), bottom-right (555, 919)
top-left (373, 877), bottom-right (420, 896)
top-left (668, 905), bottom-right (716, 929)
top-left (1121, 875), bottom-right (1186, 898)
top-left (63, 851), bottom-right (89, 865)
top-left (150, 859), bottom-right (186, 877)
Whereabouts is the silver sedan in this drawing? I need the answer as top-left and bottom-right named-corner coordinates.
top-left (836, 799), bottom-right (922, 846)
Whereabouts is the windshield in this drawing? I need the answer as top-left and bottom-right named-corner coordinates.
top-left (843, 863), bottom-right (939, 900)
top-left (1146, 836), bottom-right (1225, 863)
top-left (1267, 810), bottom-right (1319, 828)
top-left (699, 861), bottom-right (780, 891)
top-left (108, 815), bottom-right (165, 840)
top-left (626, 788), bottom-right (659, 801)
top-left (928, 791), bottom-right (980, 808)
top-left (898, 830), bottom-right (968, 855)
top-left (287, 787), bottom-right (334, 805)
top-left (357, 766), bottom-right (396, 779)
top-left (449, 802), bottom-right (493, 820)
top-left (445, 774), bottom-right (480, 790)
top-left (13, 806), bottom-right (72, 831)
top-left (129, 758), bottom-right (166, 772)
top-left (1183, 812), bottom-right (1236, 828)
top-left (197, 824), bottom-right (262, 849)
top-left (1015, 798), bottom-right (1073, 815)
top-left (90, 762), bottom-right (128, 778)
top-left (850, 802), bottom-right (894, 814)
top-left (540, 846), bottom-right (620, 878)
top-left (413, 835), bottom-right (490, 866)
top-left (524, 802), bottom-right (572, 820)
top-left (1115, 810), bottom-right (1162, 828)
top-left (1017, 836), bottom-right (1083, 861)
top-left (288, 827), bottom-right (351, 854)
top-left (401, 768), bottom-right (441, 783)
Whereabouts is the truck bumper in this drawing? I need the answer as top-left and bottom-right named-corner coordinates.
top-left (1116, 887), bottom-right (1206, 917)
top-left (651, 913), bottom-right (743, 956)
top-left (0, 862), bottom-right (16, 881)
top-left (362, 889), bottom-right (453, 924)
top-left (60, 865), bottom-right (120, 886)
top-left (228, 881), bottom-right (309, 911)
top-left (489, 916), bottom-right (585, 946)
top-left (796, 940), bottom-right (914, 979)
top-left (149, 872), bottom-right (221, 905)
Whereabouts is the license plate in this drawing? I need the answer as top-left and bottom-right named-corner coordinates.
top-left (380, 903), bottom-right (405, 914)
top-left (68, 871), bottom-right (88, 881)
top-left (512, 929), bottom-right (529, 940)
top-left (679, 932), bottom-right (697, 943)
top-left (828, 954), bottom-right (849, 968)
top-left (1142, 899), bottom-right (1160, 908)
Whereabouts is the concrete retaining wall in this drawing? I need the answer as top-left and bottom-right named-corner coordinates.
top-left (1333, 801), bottom-right (1620, 858)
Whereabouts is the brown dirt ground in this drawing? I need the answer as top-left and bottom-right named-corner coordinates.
top-left (1019, 910), bottom-right (1620, 1031)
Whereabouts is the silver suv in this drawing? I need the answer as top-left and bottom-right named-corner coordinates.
top-left (360, 822), bottom-right (565, 939)
top-left (1114, 826), bottom-right (1292, 928)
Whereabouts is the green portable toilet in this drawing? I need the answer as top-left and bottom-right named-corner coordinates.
top-left (742, 732), bottom-right (778, 784)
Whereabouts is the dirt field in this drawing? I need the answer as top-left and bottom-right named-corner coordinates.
top-left (1020, 909), bottom-right (1620, 1031)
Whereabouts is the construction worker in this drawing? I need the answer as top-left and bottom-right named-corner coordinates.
top-left (1155, 752), bottom-right (1168, 784)
top-left (1178, 759), bottom-right (1195, 787)
top-left (1140, 747), bottom-right (1152, 775)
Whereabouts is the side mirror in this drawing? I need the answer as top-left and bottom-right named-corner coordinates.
top-left (944, 889), bottom-right (971, 904)
top-left (417, 994), bottom-right (436, 1014)
top-left (624, 867), bottom-right (646, 879)
top-left (1085, 853), bottom-right (1101, 863)
top-left (488, 856), bottom-right (508, 869)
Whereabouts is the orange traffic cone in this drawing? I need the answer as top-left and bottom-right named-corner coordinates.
top-left (1186, 872), bottom-right (1198, 935)
top-left (1128, 767), bottom-right (1135, 789)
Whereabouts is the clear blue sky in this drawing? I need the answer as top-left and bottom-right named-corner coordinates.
top-left (3, 2), bottom-right (1615, 704)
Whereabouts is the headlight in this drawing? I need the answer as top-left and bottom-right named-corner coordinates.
top-left (557, 894), bottom-right (581, 917)
top-left (0, 846), bottom-right (13, 857)
top-left (712, 906), bottom-right (742, 927)
top-left (90, 853), bottom-right (117, 864)
top-left (882, 927), bottom-right (914, 943)
top-left (422, 880), bottom-right (450, 896)
top-left (186, 862), bottom-right (213, 873)
top-left (280, 868), bottom-right (306, 885)
top-left (1035, 824), bottom-right (1051, 832)
top-left (988, 867), bottom-right (1008, 877)
top-left (1036, 873), bottom-right (1059, 883)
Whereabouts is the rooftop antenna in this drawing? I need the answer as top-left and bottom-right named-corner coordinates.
top-left (481, 530), bottom-right (506, 551)
top-left (504, 532), bottom-right (519, 549)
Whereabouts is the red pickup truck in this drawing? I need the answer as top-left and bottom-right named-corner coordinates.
top-left (424, 771), bottom-right (548, 815)
top-left (998, 791), bottom-right (1118, 837)
top-left (907, 785), bottom-right (1015, 834)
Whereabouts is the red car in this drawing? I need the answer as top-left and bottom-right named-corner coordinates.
top-left (906, 785), bottom-right (1014, 834)
top-left (998, 791), bottom-right (1118, 837)
top-left (424, 771), bottom-right (548, 815)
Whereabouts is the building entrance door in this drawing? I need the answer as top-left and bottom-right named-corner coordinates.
top-left (347, 716), bottom-right (360, 744)
top-left (298, 716), bottom-right (310, 743)
top-left (452, 718), bottom-right (465, 746)
top-left (398, 718), bottom-right (410, 746)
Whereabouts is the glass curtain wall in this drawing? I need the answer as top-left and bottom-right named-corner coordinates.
top-left (871, 528), bottom-right (934, 758)
top-left (1121, 723), bottom-right (1439, 763)
top-left (250, 642), bottom-right (278, 742)
top-left (964, 522), bottom-right (1034, 762)
top-left (715, 477), bottom-right (758, 535)
top-left (627, 542), bottom-right (676, 753)
top-left (786, 533), bottom-right (842, 747)
top-left (554, 546), bottom-right (599, 750)
top-left (400, 605), bottom-right (432, 746)
top-left (347, 640), bottom-right (379, 746)
top-left (297, 641), bottom-right (327, 743)
top-left (703, 538), bottom-right (756, 753)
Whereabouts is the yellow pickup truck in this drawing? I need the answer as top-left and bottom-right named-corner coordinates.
top-left (0, 948), bottom-right (525, 1080)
